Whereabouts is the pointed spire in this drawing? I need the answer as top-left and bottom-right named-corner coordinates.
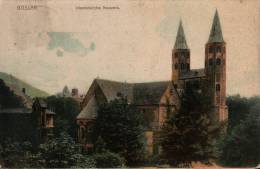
top-left (208, 10), bottom-right (224, 43)
top-left (174, 20), bottom-right (189, 50)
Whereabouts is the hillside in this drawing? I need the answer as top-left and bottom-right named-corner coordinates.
top-left (0, 72), bottom-right (49, 98)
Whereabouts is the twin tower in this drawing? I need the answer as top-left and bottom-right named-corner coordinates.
top-left (171, 10), bottom-right (228, 121)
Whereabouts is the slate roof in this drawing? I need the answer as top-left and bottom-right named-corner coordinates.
top-left (132, 81), bottom-right (170, 105)
top-left (174, 20), bottom-right (189, 50)
top-left (77, 79), bottom-right (171, 119)
top-left (208, 10), bottom-right (224, 43)
top-left (95, 79), bottom-right (133, 103)
top-left (179, 68), bottom-right (206, 80)
top-left (95, 79), bottom-right (170, 105)
top-left (77, 96), bottom-right (98, 119)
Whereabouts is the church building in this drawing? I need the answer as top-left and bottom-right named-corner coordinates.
top-left (76, 10), bottom-right (228, 155)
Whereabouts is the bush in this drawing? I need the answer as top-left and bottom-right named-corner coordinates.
top-left (93, 151), bottom-right (125, 168)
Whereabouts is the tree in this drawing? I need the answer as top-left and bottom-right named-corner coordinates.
top-left (226, 95), bottom-right (250, 131)
top-left (93, 98), bottom-right (145, 166)
top-left (218, 103), bottom-right (260, 167)
top-left (46, 96), bottom-right (80, 138)
top-left (32, 132), bottom-right (96, 168)
top-left (159, 87), bottom-right (217, 167)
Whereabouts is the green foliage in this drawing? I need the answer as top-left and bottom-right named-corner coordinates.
top-left (227, 95), bottom-right (251, 131)
top-left (159, 87), bottom-right (217, 167)
top-left (0, 140), bottom-right (34, 167)
top-left (93, 150), bottom-right (125, 168)
top-left (218, 101), bottom-right (260, 167)
top-left (46, 96), bottom-right (80, 138)
top-left (29, 132), bottom-right (95, 168)
top-left (93, 98), bottom-right (146, 166)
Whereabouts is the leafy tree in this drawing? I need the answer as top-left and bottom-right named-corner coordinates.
top-left (32, 132), bottom-right (95, 168)
top-left (0, 140), bottom-right (33, 167)
top-left (159, 87), bottom-right (217, 167)
top-left (46, 96), bottom-right (80, 138)
top-left (227, 95), bottom-right (250, 131)
top-left (93, 136), bottom-right (125, 167)
top-left (93, 98), bottom-right (145, 166)
top-left (218, 103), bottom-right (260, 167)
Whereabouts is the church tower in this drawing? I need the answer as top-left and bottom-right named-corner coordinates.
top-left (205, 10), bottom-right (228, 121)
top-left (172, 20), bottom-right (190, 86)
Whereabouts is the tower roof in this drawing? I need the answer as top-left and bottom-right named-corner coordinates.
top-left (208, 10), bottom-right (224, 43)
top-left (174, 20), bottom-right (189, 50)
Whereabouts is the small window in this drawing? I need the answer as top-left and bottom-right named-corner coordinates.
top-left (216, 58), bottom-right (221, 65)
top-left (186, 63), bottom-right (190, 69)
top-left (209, 46), bottom-right (214, 53)
top-left (209, 58), bottom-right (213, 66)
top-left (175, 63), bottom-right (178, 69)
top-left (216, 84), bottom-right (220, 91)
top-left (175, 53), bottom-right (178, 58)
top-left (181, 63), bottom-right (184, 70)
top-left (216, 46), bottom-right (222, 53)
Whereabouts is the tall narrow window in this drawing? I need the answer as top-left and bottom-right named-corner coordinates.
top-left (209, 58), bottom-right (213, 66)
top-left (181, 63), bottom-right (185, 70)
top-left (216, 58), bottom-right (221, 65)
top-left (186, 63), bottom-right (190, 69)
top-left (175, 63), bottom-right (178, 69)
top-left (216, 84), bottom-right (220, 91)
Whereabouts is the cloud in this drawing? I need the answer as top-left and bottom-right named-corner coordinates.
top-left (47, 32), bottom-right (95, 57)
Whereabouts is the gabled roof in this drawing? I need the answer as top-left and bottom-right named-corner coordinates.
top-left (77, 79), bottom-right (172, 119)
top-left (77, 96), bottom-right (98, 119)
top-left (174, 20), bottom-right (189, 50)
top-left (208, 10), bottom-right (224, 43)
top-left (179, 69), bottom-right (206, 80)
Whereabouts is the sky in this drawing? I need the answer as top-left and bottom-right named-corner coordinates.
top-left (0, 0), bottom-right (259, 97)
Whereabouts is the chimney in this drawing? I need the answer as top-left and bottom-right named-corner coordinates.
top-left (71, 88), bottom-right (79, 97)
top-left (22, 88), bottom-right (26, 94)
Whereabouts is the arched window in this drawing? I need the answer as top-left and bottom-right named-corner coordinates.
top-left (175, 63), bottom-right (178, 69)
top-left (216, 58), bottom-right (221, 65)
top-left (209, 58), bottom-right (213, 66)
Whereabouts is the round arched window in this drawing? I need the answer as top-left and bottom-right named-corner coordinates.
top-left (216, 58), bottom-right (221, 65)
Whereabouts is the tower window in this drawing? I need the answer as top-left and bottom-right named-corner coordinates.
top-left (175, 63), bottom-right (178, 69)
top-left (216, 84), bottom-right (220, 92)
top-left (216, 46), bottom-right (222, 53)
top-left (209, 46), bottom-right (214, 53)
top-left (216, 58), bottom-right (221, 65)
top-left (209, 58), bottom-right (213, 66)
top-left (181, 63), bottom-right (184, 70)
top-left (186, 63), bottom-right (190, 69)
